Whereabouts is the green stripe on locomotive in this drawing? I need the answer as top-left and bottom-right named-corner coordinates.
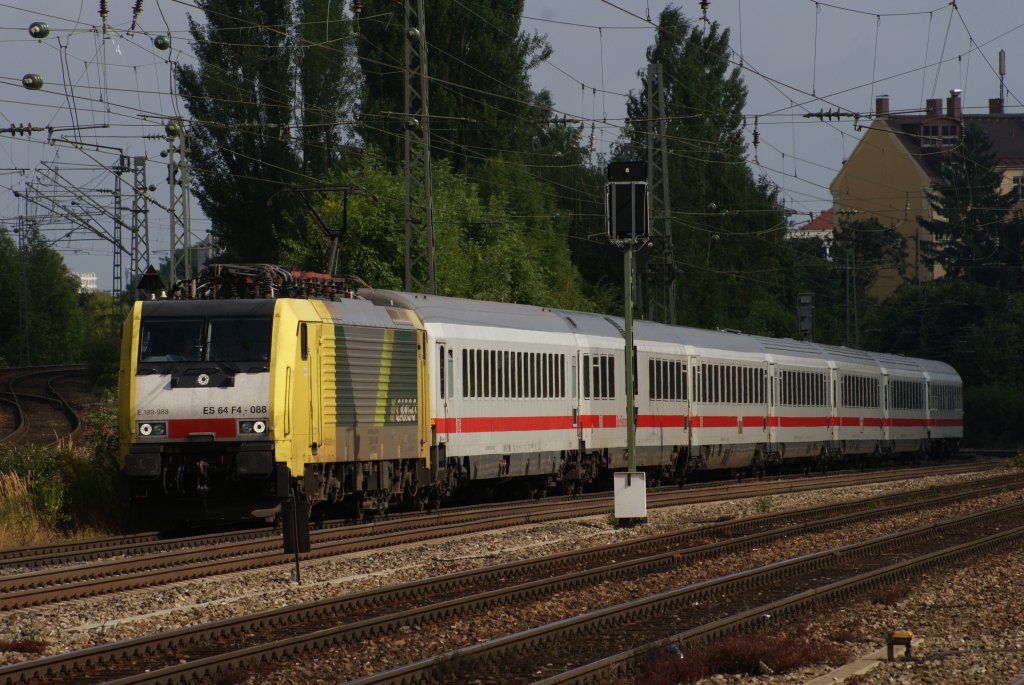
top-left (330, 324), bottom-right (419, 461)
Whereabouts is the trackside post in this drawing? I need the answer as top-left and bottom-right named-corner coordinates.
top-left (607, 161), bottom-right (648, 524)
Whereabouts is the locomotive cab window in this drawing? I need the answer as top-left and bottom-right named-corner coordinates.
top-left (138, 318), bottom-right (204, 363)
top-left (209, 318), bottom-right (272, 362)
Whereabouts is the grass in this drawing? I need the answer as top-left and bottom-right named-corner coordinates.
top-left (754, 495), bottom-right (774, 512)
top-left (636, 634), bottom-right (850, 685)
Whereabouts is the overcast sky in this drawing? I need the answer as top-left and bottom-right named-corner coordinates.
top-left (1, 1), bottom-right (1022, 289)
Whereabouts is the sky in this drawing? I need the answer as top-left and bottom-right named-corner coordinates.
top-left (1, 1), bottom-right (1022, 290)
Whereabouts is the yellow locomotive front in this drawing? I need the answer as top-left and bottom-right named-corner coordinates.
top-left (118, 299), bottom-right (286, 520)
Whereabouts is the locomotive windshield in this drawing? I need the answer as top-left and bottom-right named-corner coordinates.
top-left (139, 317), bottom-right (272, 364)
top-left (207, 318), bottom-right (272, 362)
top-left (138, 318), bottom-right (204, 362)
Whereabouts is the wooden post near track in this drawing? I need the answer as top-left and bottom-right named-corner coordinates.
top-left (607, 161), bottom-right (648, 524)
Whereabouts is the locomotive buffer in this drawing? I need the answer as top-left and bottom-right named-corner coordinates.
top-left (607, 161), bottom-right (649, 523)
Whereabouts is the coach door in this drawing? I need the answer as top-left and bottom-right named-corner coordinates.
top-left (766, 362), bottom-right (778, 454)
top-left (435, 342), bottom-right (451, 444)
top-left (688, 359), bottom-right (700, 445)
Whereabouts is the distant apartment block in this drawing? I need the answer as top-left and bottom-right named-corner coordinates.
top-left (74, 272), bottom-right (98, 293)
top-left (830, 91), bottom-right (1024, 299)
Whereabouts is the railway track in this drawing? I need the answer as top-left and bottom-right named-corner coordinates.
top-left (0, 460), bottom-right (995, 573)
top-left (0, 365), bottom-right (88, 447)
top-left (0, 462), bottom-right (997, 609)
top-left (1, 471), bottom-right (1021, 685)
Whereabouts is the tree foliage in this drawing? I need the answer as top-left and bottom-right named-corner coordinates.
top-left (617, 7), bottom-right (787, 331)
top-left (356, 0), bottom-right (551, 173)
top-left (176, 0), bottom-right (358, 263)
top-left (0, 227), bottom-right (106, 367)
top-left (918, 124), bottom-right (1024, 289)
top-left (282, 153), bottom-right (594, 309)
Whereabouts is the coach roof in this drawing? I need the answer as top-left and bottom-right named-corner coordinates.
top-left (361, 290), bottom-right (572, 334)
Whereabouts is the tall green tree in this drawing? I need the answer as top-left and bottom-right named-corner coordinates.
top-left (918, 124), bottom-right (1023, 289)
top-left (0, 227), bottom-right (86, 365)
top-left (176, 0), bottom-right (358, 263)
top-left (355, 0), bottom-right (552, 173)
top-left (617, 6), bottom-right (787, 330)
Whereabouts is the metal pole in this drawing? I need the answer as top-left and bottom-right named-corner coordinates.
top-left (624, 243), bottom-right (636, 472)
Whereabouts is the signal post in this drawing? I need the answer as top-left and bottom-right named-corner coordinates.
top-left (607, 161), bottom-right (649, 524)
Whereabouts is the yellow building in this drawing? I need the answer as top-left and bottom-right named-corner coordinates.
top-left (830, 93), bottom-right (1024, 299)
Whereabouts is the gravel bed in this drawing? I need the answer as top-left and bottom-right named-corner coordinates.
top-left (0, 467), bottom-right (1018, 684)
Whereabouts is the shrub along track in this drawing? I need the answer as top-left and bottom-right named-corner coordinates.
top-left (1, 472), bottom-right (1022, 685)
top-left (0, 366), bottom-right (87, 448)
top-left (0, 462), bottom-right (996, 610)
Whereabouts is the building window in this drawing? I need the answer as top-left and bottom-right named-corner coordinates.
top-left (921, 123), bottom-right (959, 147)
top-left (1014, 176), bottom-right (1024, 200)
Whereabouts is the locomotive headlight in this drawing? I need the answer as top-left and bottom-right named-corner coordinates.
top-left (137, 421), bottom-right (166, 437)
top-left (239, 419), bottom-right (268, 435)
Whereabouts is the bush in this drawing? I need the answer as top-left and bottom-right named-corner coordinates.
top-left (0, 444), bottom-right (70, 530)
top-left (0, 393), bottom-right (125, 543)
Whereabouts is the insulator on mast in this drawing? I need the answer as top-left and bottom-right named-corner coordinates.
top-left (131, 0), bottom-right (144, 32)
top-left (99, 0), bottom-right (109, 34)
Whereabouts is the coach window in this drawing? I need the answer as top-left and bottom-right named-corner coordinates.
top-left (538, 353), bottom-right (545, 398)
top-left (503, 351), bottom-right (510, 398)
top-left (518, 351), bottom-right (523, 398)
top-left (558, 355), bottom-right (564, 398)
top-left (477, 349), bottom-right (484, 398)
top-left (461, 350), bottom-right (468, 398)
top-left (538, 352), bottom-right (545, 398)
top-left (536, 352), bottom-right (543, 398)
top-left (469, 349), bottom-right (476, 398)
top-left (598, 356), bottom-right (608, 399)
top-left (583, 354), bottom-right (591, 399)
top-left (494, 350), bottom-right (500, 398)
top-left (649, 359), bottom-right (656, 400)
top-left (548, 353), bottom-right (554, 398)
top-left (480, 349), bottom-right (486, 398)
top-left (547, 353), bottom-right (553, 398)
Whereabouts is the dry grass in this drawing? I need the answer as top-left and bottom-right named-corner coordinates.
top-left (0, 472), bottom-right (48, 548)
top-left (637, 634), bottom-right (850, 685)
top-left (0, 636), bottom-right (46, 654)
